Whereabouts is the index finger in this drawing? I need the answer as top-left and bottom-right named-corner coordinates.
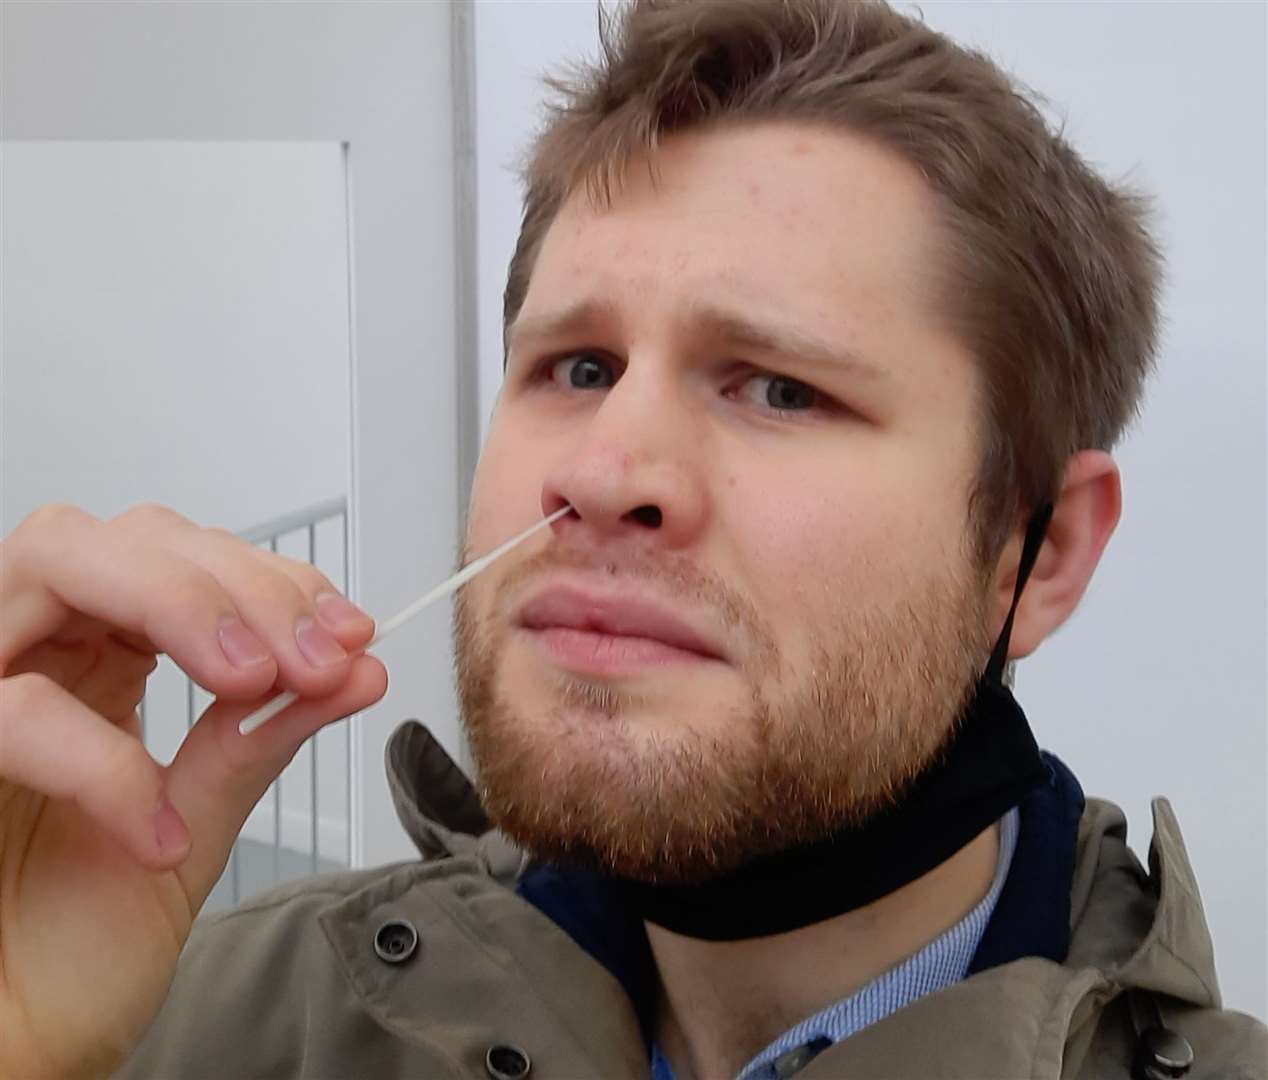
top-left (0, 506), bottom-right (277, 698)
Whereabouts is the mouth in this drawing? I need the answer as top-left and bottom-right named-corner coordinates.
top-left (514, 582), bottom-right (728, 677)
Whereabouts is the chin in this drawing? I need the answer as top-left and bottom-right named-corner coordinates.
top-left (462, 670), bottom-right (774, 883)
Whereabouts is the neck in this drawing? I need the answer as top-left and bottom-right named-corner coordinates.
top-left (649, 820), bottom-right (1000, 1080)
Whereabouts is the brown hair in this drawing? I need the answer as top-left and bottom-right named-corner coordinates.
top-left (502, 0), bottom-right (1162, 567)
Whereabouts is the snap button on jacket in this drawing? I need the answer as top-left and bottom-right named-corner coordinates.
top-left (373, 919), bottom-right (419, 965)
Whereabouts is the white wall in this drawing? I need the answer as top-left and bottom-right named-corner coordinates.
top-left (473, 0), bottom-right (1267, 1020)
top-left (1, 142), bottom-right (350, 536)
top-left (1, 141), bottom-right (355, 858)
top-left (4, 1), bottom-right (462, 873)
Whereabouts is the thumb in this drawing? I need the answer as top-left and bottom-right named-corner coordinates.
top-left (163, 653), bottom-right (388, 904)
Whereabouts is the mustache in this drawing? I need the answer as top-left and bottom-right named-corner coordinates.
top-left (459, 535), bottom-right (780, 673)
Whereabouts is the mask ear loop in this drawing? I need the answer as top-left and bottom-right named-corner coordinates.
top-left (985, 501), bottom-right (1055, 687)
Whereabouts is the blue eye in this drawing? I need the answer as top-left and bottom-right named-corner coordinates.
top-left (735, 373), bottom-right (823, 413)
top-left (549, 353), bottom-right (615, 390)
top-left (539, 354), bottom-right (835, 421)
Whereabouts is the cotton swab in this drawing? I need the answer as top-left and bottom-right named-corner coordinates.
top-left (237, 505), bottom-right (571, 736)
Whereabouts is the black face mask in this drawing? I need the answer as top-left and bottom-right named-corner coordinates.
top-left (614, 504), bottom-right (1056, 941)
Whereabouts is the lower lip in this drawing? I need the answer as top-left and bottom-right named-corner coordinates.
top-left (522, 626), bottom-right (720, 676)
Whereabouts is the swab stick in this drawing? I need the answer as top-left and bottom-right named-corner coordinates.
top-left (237, 505), bottom-right (571, 736)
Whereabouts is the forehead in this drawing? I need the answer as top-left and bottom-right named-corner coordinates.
top-left (518, 121), bottom-right (960, 381)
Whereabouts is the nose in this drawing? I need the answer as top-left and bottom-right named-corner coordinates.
top-left (540, 365), bottom-right (710, 551)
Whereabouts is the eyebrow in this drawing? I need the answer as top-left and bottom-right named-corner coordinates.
top-left (507, 297), bottom-right (891, 386)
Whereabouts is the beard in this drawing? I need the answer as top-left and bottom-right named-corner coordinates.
top-left (453, 539), bottom-right (994, 886)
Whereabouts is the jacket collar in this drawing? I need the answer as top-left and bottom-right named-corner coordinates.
top-left (1066, 792), bottom-right (1220, 1007)
top-left (385, 719), bottom-right (527, 885)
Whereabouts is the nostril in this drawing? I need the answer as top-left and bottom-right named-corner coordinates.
top-left (629, 505), bottom-right (662, 528)
top-left (541, 496), bottom-right (577, 523)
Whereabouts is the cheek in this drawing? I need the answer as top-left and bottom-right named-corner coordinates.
top-left (720, 451), bottom-right (954, 645)
top-left (469, 418), bottom-right (547, 547)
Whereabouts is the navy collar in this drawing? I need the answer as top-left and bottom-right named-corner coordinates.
top-left (515, 751), bottom-right (1085, 1048)
top-left (967, 751), bottom-right (1084, 973)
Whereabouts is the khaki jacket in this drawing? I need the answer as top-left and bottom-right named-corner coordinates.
top-left (119, 721), bottom-right (1266, 1079)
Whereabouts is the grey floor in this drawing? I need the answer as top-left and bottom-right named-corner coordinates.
top-left (202, 837), bottom-right (345, 916)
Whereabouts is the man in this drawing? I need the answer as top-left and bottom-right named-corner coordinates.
top-left (0, 1), bottom-right (1262, 1078)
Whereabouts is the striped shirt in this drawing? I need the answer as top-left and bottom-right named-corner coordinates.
top-left (650, 807), bottom-right (1021, 1080)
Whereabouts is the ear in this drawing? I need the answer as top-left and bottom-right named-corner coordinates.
top-left (990, 450), bottom-right (1122, 661)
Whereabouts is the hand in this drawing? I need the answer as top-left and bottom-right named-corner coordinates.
top-left (0, 503), bottom-right (388, 1079)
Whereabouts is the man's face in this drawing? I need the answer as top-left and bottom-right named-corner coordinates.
top-left (455, 121), bottom-right (997, 884)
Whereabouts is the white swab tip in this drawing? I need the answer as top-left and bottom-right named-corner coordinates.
top-left (238, 689), bottom-right (299, 736)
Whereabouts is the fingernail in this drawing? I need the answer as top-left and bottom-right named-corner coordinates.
top-left (218, 616), bottom-right (272, 669)
top-left (154, 796), bottom-right (191, 860)
top-left (315, 591), bottom-right (370, 631)
top-left (296, 615), bottom-right (347, 668)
